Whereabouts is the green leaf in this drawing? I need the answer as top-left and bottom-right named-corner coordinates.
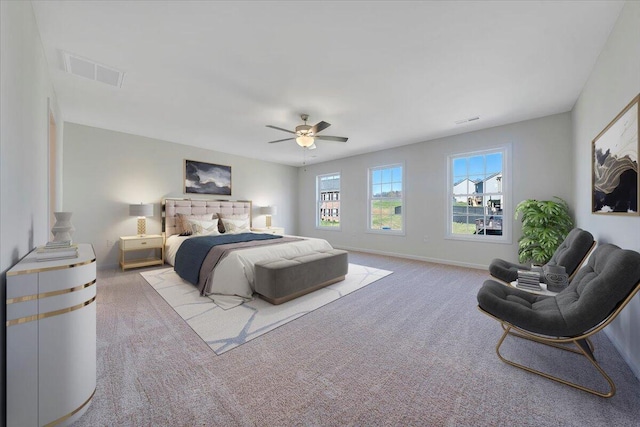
top-left (514, 197), bottom-right (574, 264)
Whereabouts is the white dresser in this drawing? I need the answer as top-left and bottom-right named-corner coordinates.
top-left (6, 244), bottom-right (96, 427)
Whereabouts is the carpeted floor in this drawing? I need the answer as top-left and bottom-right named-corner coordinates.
top-left (140, 264), bottom-right (392, 354)
top-left (74, 251), bottom-right (640, 426)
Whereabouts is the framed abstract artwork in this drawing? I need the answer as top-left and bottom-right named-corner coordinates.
top-left (184, 159), bottom-right (232, 196)
top-left (592, 94), bottom-right (639, 215)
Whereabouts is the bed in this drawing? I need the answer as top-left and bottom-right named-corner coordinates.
top-left (163, 198), bottom-right (335, 307)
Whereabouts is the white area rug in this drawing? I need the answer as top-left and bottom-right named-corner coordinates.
top-left (140, 264), bottom-right (392, 355)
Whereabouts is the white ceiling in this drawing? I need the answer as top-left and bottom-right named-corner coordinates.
top-left (31, 1), bottom-right (624, 167)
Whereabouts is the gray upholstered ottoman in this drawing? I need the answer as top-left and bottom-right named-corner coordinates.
top-left (254, 249), bottom-right (348, 304)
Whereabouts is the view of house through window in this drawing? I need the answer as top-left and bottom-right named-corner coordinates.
top-left (369, 164), bottom-right (403, 232)
top-left (450, 149), bottom-right (504, 238)
top-left (317, 173), bottom-right (340, 228)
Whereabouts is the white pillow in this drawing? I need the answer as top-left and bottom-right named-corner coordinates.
top-left (221, 217), bottom-right (251, 234)
top-left (188, 218), bottom-right (220, 235)
top-left (176, 213), bottom-right (213, 234)
top-left (217, 213), bottom-right (249, 233)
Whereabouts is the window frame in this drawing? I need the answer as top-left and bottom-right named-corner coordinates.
top-left (446, 145), bottom-right (511, 244)
top-left (367, 163), bottom-right (405, 235)
top-left (316, 172), bottom-right (341, 231)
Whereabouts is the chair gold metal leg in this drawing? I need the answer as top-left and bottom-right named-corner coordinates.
top-left (495, 326), bottom-right (616, 398)
top-left (503, 324), bottom-right (586, 355)
top-left (503, 325), bottom-right (596, 355)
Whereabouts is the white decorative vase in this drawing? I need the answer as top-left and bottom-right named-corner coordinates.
top-left (51, 211), bottom-right (75, 243)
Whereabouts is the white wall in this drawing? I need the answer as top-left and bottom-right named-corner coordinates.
top-left (298, 113), bottom-right (573, 269)
top-left (0, 1), bottom-right (62, 421)
top-left (5, 0), bottom-right (637, 403)
top-left (63, 123), bottom-right (299, 269)
top-left (572, 1), bottom-right (640, 379)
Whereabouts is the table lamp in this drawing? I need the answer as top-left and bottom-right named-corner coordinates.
top-left (129, 203), bottom-right (153, 236)
top-left (260, 206), bottom-right (277, 228)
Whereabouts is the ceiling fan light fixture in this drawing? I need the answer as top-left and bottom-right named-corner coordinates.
top-left (266, 114), bottom-right (347, 147)
top-left (296, 135), bottom-right (315, 147)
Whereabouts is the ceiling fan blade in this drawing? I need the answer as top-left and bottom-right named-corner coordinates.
top-left (309, 121), bottom-right (331, 135)
top-left (267, 137), bottom-right (295, 144)
top-left (266, 125), bottom-right (296, 134)
top-left (315, 135), bottom-right (348, 142)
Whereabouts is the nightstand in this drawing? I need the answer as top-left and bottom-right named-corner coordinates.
top-left (119, 234), bottom-right (164, 271)
top-left (251, 227), bottom-right (285, 235)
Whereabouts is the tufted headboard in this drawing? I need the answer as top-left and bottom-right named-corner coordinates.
top-left (163, 198), bottom-right (252, 236)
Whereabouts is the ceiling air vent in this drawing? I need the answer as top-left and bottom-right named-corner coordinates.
top-left (454, 116), bottom-right (480, 125)
top-left (62, 51), bottom-right (125, 88)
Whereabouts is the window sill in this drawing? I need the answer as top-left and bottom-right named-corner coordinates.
top-left (366, 229), bottom-right (406, 236)
top-left (445, 234), bottom-right (511, 244)
top-left (316, 226), bottom-right (342, 232)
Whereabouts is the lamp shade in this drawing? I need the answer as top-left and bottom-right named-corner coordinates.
top-left (260, 206), bottom-right (277, 216)
top-left (129, 203), bottom-right (153, 217)
top-left (296, 136), bottom-right (315, 147)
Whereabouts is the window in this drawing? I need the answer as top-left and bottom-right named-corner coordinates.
top-left (368, 164), bottom-right (404, 233)
top-left (317, 173), bottom-right (340, 229)
top-left (448, 146), bottom-right (510, 242)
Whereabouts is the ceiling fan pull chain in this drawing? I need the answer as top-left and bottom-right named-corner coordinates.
top-left (302, 149), bottom-right (307, 172)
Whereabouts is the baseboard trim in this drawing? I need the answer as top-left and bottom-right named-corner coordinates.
top-left (604, 321), bottom-right (640, 382)
top-left (98, 262), bottom-right (119, 271)
top-left (333, 245), bottom-right (488, 271)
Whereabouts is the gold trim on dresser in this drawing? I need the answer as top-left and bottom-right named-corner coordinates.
top-left (6, 295), bottom-right (96, 327)
top-left (6, 256), bottom-right (96, 276)
top-left (43, 387), bottom-right (96, 427)
top-left (6, 279), bottom-right (96, 304)
top-left (6, 243), bottom-right (96, 427)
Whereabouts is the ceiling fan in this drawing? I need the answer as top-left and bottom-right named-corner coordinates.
top-left (266, 114), bottom-right (348, 149)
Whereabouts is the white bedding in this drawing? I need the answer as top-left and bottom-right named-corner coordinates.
top-left (165, 233), bottom-right (334, 307)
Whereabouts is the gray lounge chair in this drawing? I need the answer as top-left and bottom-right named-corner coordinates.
top-left (477, 243), bottom-right (640, 397)
top-left (489, 227), bottom-right (595, 283)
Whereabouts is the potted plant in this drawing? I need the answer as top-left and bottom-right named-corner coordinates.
top-left (514, 197), bottom-right (574, 264)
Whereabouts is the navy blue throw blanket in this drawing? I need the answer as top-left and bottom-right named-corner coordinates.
top-left (174, 233), bottom-right (282, 285)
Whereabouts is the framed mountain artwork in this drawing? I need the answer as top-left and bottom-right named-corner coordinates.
top-left (184, 159), bottom-right (232, 196)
